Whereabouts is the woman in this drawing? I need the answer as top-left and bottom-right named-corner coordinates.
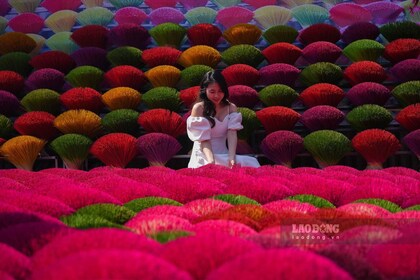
top-left (186, 70), bottom-right (260, 168)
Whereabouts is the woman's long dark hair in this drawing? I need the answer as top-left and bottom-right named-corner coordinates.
top-left (197, 70), bottom-right (230, 127)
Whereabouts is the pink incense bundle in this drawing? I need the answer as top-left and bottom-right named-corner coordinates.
top-left (221, 64), bottom-right (260, 87)
top-left (137, 109), bottom-right (186, 138)
top-left (13, 112), bottom-right (59, 140)
top-left (145, 0), bottom-right (177, 9)
top-left (108, 24), bottom-right (150, 50)
top-left (136, 132), bottom-right (182, 166)
top-left (396, 104), bottom-right (420, 131)
top-left (114, 7), bottom-right (148, 25)
top-left (29, 51), bottom-right (76, 74)
top-left (299, 83), bottom-right (345, 108)
top-left (179, 0), bottom-right (208, 10)
top-left (389, 59), bottom-right (420, 83)
top-left (341, 22), bottom-right (380, 45)
top-left (60, 87), bottom-right (104, 113)
top-left (216, 7), bottom-right (254, 29)
top-left (90, 133), bottom-right (138, 168)
top-left (260, 130), bottom-right (303, 167)
top-left (363, 1), bottom-right (404, 25)
top-left (301, 41), bottom-right (342, 64)
top-left (141, 47), bottom-right (182, 68)
top-left (344, 61), bottom-right (387, 86)
top-left (187, 24), bottom-right (222, 48)
top-left (403, 129), bottom-right (420, 160)
top-left (300, 105), bottom-right (345, 131)
top-left (70, 47), bottom-right (109, 71)
top-left (149, 7), bottom-right (185, 26)
top-left (346, 82), bottom-right (391, 106)
top-left (8, 13), bottom-right (44, 34)
top-left (70, 24), bottom-right (109, 49)
top-left (242, 0), bottom-right (276, 8)
top-left (298, 23), bottom-right (341, 45)
top-left (180, 86), bottom-right (199, 109)
top-left (258, 63), bottom-right (300, 87)
top-left (104, 65), bottom-right (147, 91)
top-left (329, 3), bottom-right (372, 28)
top-left (262, 42), bottom-right (302, 65)
top-left (25, 68), bottom-right (65, 92)
top-left (0, 90), bottom-right (21, 116)
top-left (256, 106), bottom-right (300, 133)
top-left (228, 85), bottom-right (259, 109)
top-left (352, 129), bottom-right (401, 169)
top-left (41, 0), bottom-right (81, 13)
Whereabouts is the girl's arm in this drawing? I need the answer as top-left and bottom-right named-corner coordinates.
top-left (227, 103), bottom-right (238, 167)
top-left (191, 103), bottom-right (215, 164)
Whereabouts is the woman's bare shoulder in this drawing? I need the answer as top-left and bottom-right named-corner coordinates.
top-left (191, 102), bottom-right (204, 117)
top-left (228, 102), bottom-right (238, 113)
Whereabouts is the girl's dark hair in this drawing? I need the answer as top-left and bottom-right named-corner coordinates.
top-left (197, 70), bottom-right (230, 127)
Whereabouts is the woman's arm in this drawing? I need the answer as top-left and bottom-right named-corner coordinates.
top-left (227, 103), bottom-right (238, 168)
top-left (191, 103), bottom-right (215, 164)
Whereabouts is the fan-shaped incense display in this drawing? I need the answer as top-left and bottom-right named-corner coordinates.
top-left (330, 3), bottom-right (372, 27)
top-left (216, 7), bottom-right (254, 29)
top-left (300, 105), bottom-right (344, 131)
top-left (0, 1), bottom-right (10, 16)
top-left (45, 31), bottom-right (79, 54)
top-left (222, 44), bottom-right (265, 68)
top-left (185, 7), bottom-right (217, 25)
top-left (0, 70), bottom-right (25, 95)
top-left (299, 83), bottom-right (345, 108)
top-left (8, 0), bottom-right (41, 13)
top-left (0, 32), bottom-right (37, 55)
top-left (149, 23), bottom-right (186, 49)
top-left (141, 47), bottom-right (181, 68)
top-left (101, 109), bottom-right (139, 135)
top-left (41, 0), bottom-right (81, 13)
top-left (65, 65), bottom-right (104, 89)
top-left (102, 87), bottom-right (142, 110)
top-left (60, 87), bottom-right (104, 113)
top-left (25, 68), bottom-right (65, 92)
top-left (178, 45), bottom-right (221, 68)
top-left (262, 42), bottom-right (302, 65)
top-left (114, 7), bottom-right (148, 25)
top-left (179, 64), bottom-right (213, 89)
top-left (20, 89), bottom-right (61, 115)
top-left (256, 106), bottom-right (300, 133)
top-left (54, 109), bottom-right (102, 138)
top-left (136, 132), bottom-right (181, 166)
top-left (0, 135), bottom-right (46, 170)
top-left (179, 0), bottom-right (208, 10)
top-left (221, 64), bottom-right (259, 87)
top-left (301, 41), bottom-right (342, 64)
top-left (70, 47), bottom-right (109, 70)
top-left (104, 65), bottom-right (147, 91)
top-left (383, 38), bottom-right (420, 64)
top-left (108, 24), bottom-right (150, 50)
top-left (90, 133), bottom-right (137, 168)
top-left (108, 0), bottom-right (144, 9)
top-left (13, 111), bottom-right (58, 140)
top-left (379, 21), bottom-right (420, 43)
top-left (0, 16), bottom-right (7, 34)
top-left (258, 84), bottom-right (298, 107)
top-left (299, 62), bottom-right (343, 87)
top-left (187, 23), bottom-right (222, 48)
top-left (291, 4), bottom-right (330, 28)
top-left (222, 24), bottom-right (262, 46)
top-left (29, 51), bottom-right (76, 74)
top-left (343, 61), bottom-right (387, 86)
top-left (389, 59), bottom-right (420, 83)
top-left (260, 130), bottom-right (303, 167)
top-left (142, 87), bottom-right (181, 112)
top-left (262, 25), bottom-right (298, 45)
top-left (0, 114), bottom-right (13, 138)
top-left (8, 13), bottom-right (44, 34)
top-left (145, 0), bottom-right (177, 9)
top-left (106, 46), bottom-right (143, 68)
top-left (228, 85), bottom-right (259, 109)
top-left (346, 104), bottom-right (393, 132)
top-left (341, 21), bottom-right (380, 45)
top-left (403, 129), bottom-right (420, 160)
top-left (391, 81), bottom-right (420, 107)
top-left (0, 52), bottom-right (33, 77)
top-left (253, 6), bottom-right (292, 29)
top-left (259, 63), bottom-right (301, 87)
top-left (45, 10), bottom-right (78, 33)
top-left (76, 7), bottom-right (114, 26)
top-left (179, 86), bottom-right (199, 109)
top-left (81, 0), bottom-right (104, 8)
top-left (0, 90), bottom-right (20, 116)
top-left (149, 7), bottom-right (185, 26)
top-left (364, 1), bottom-right (404, 25)
top-left (346, 82), bottom-right (391, 106)
top-left (145, 65), bottom-right (181, 88)
top-left (352, 129), bottom-right (401, 169)
top-left (396, 104), bottom-right (420, 132)
top-left (138, 109), bottom-right (186, 138)
top-left (70, 25), bottom-right (109, 49)
top-left (342, 39), bottom-right (385, 62)
top-left (304, 130), bottom-right (352, 168)
top-left (297, 23), bottom-right (341, 45)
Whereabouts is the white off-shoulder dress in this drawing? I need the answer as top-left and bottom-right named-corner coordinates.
top-left (187, 112), bottom-right (260, 168)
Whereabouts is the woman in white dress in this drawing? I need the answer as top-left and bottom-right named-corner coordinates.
top-left (186, 70), bottom-right (260, 168)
